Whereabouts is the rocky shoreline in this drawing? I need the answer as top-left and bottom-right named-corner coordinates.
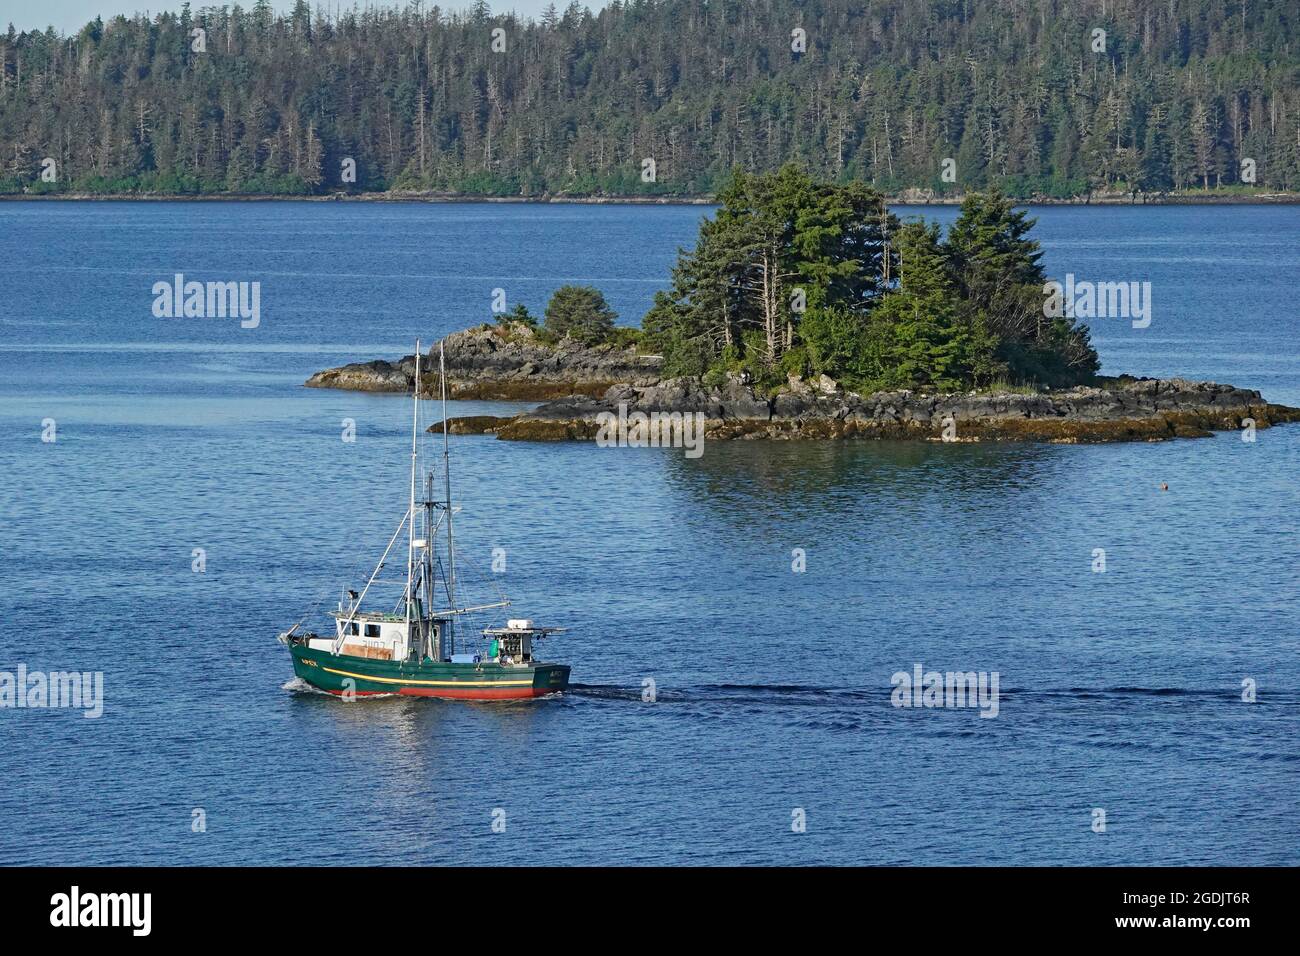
top-left (306, 322), bottom-right (662, 400)
top-left (433, 377), bottom-right (1300, 444)
top-left (305, 324), bottom-right (1300, 444)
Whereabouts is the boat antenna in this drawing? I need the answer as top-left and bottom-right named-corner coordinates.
top-left (407, 341), bottom-right (420, 643)
top-left (440, 340), bottom-right (458, 655)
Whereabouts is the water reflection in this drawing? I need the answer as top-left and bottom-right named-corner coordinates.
top-left (284, 687), bottom-right (554, 796)
top-left (660, 438), bottom-right (1065, 530)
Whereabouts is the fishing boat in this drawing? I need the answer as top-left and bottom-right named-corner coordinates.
top-left (278, 341), bottom-right (571, 700)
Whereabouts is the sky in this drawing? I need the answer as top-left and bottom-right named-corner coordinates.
top-left (0, 1), bottom-right (607, 35)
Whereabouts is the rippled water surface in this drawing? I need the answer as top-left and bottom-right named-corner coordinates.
top-left (0, 201), bottom-right (1297, 865)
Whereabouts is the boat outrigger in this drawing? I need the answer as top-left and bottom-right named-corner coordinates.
top-left (278, 341), bottom-right (571, 700)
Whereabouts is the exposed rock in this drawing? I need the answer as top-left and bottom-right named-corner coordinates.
top-left (304, 358), bottom-right (413, 393)
top-left (306, 321), bottom-right (662, 400)
top-left (436, 415), bottom-right (512, 436)
top-left (429, 376), bottom-right (1300, 445)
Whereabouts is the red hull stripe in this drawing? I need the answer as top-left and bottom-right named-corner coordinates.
top-left (321, 686), bottom-right (550, 700)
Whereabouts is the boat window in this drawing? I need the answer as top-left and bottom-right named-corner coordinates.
top-left (365, 623), bottom-right (380, 637)
top-left (348, 622), bottom-right (360, 636)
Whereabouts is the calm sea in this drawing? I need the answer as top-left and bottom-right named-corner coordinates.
top-left (0, 201), bottom-right (1297, 865)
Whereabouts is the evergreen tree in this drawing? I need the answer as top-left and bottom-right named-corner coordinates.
top-left (544, 285), bottom-right (617, 344)
top-left (945, 190), bottom-right (1099, 385)
top-left (869, 221), bottom-right (973, 391)
top-left (646, 165), bottom-right (896, 384)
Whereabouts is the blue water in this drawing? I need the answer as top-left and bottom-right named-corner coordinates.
top-left (0, 201), bottom-right (1297, 865)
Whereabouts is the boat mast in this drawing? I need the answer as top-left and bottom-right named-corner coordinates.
top-left (440, 341), bottom-right (458, 655)
top-left (406, 341), bottom-right (420, 647)
top-left (424, 472), bottom-right (436, 659)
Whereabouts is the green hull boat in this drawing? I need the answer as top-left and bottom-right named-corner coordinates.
top-left (278, 340), bottom-right (571, 702)
top-left (287, 642), bottom-right (570, 699)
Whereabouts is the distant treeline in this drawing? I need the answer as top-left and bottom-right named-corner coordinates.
top-left (1, 0), bottom-right (1298, 198)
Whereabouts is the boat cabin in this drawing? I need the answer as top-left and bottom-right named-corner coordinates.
top-left (302, 609), bottom-right (449, 663)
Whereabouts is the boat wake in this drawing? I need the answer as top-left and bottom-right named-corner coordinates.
top-left (280, 677), bottom-right (404, 700)
top-left (567, 682), bottom-right (873, 704)
top-left (282, 677), bottom-right (323, 694)
top-left (566, 682), bottom-right (1298, 706)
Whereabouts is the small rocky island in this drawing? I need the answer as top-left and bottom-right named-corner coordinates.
top-left (305, 322), bottom-right (1300, 444)
top-left (307, 172), bottom-right (1300, 445)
